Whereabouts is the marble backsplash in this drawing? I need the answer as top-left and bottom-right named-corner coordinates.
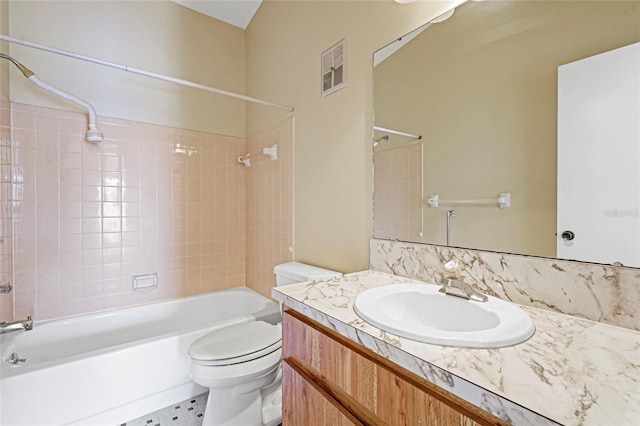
top-left (370, 239), bottom-right (640, 331)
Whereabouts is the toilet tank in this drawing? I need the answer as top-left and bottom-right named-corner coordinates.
top-left (273, 262), bottom-right (342, 286)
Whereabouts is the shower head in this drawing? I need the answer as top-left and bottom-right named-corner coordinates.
top-left (86, 128), bottom-right (105, 143)
top-left (1, 52), bottom-right (103, 143)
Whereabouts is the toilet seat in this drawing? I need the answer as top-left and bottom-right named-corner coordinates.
top-left (189, 321), bottom-right (282, 366)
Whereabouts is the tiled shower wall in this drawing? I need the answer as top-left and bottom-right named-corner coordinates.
top-left (4, 102), bottom-right (250, 321)
top-left (246, 118), bottom-right (294, 298)
top-left (373, 144), bottom-right (423, 242)
top-left (0, 101), bottom-right (12, 320)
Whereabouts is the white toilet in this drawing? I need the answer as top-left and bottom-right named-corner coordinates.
top-left (187, 261), bottom-right (341, 426)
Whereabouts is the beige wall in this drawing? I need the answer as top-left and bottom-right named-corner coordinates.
top-left (246, 0), bottom-right (458, 273)
top-left (7, 0), bottom-right (245, 137)
top-left (1, 0), bottom-right (8, 100)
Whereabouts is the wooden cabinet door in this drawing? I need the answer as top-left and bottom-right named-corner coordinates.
top-left (282, 309), bottom-right (507, 426)
top-left (283, 359), bottom-right (361, 425)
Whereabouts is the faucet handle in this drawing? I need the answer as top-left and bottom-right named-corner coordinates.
top-left (442, 259), bottom-right (462, 280)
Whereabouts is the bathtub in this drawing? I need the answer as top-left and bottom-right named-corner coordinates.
top-left (0, 287), bottom-right (281, 426)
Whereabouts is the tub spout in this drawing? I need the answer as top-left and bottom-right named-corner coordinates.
top-left (0, 316), bottom-right (33, 334)
top-left (7, 352), bottom-right (26, 364)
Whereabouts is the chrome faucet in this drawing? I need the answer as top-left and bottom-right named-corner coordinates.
top-left (0, 316), bottom-right (33, 334)
top-left (7, 352), bottom-right (26, 364)
top-left (439, 260), bottom-right (488, 303)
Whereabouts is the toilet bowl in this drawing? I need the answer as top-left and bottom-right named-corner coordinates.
top-left (188, 321), bottom-right (283, 426)
top-left (187, 262), bottom-right (342, 425)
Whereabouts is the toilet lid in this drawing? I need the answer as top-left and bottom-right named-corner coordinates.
top-left (189, 321), bottom-right (282, 362)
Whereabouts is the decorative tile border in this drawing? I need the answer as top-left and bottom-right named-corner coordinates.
top-left (370, 239), bottom-right (640, 331)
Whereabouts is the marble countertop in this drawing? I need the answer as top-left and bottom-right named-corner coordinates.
top-left (272, 270), bottom-right (640, 426)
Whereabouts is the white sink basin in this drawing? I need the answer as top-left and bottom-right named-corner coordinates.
top-left (354, 284), bottom-right (535, 348)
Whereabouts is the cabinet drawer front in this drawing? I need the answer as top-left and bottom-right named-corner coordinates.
top-left (283, 309), bottom-right (507, 426)
top-left (283, 359), bottom-right (362, 426)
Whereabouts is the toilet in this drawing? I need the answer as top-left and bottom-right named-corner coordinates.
top-left (187, 261), bottom-right (342, 426)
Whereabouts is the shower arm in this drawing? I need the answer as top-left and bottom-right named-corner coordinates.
top-left (0, 52), bottom-right (103, 143)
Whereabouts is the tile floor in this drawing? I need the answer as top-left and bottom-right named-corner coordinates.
top-left (120, 393), bottom-right (207, 426)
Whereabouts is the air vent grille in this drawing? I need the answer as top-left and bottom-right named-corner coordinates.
top-left (321, 39), bottom-right (347, 97)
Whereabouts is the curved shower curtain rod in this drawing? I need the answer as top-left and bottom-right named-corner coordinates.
top-left (0, 34), bottom-right (295, 112)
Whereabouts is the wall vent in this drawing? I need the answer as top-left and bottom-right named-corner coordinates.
top-left (321, 39), bottom-right (347, 97)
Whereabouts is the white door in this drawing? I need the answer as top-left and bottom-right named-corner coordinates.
top-left (557, 42), bottom-right (640, 266)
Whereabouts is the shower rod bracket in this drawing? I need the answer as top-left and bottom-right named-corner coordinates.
top-left (238, 154), bottom-right (251, 168)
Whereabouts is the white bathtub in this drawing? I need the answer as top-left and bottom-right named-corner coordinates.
top-left (0, 287), bottom-right (281, 426)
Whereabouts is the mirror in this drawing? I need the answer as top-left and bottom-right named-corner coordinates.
top-left (373, 0), bottom-right (640, 267)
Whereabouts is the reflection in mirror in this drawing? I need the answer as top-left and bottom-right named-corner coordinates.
top-left (373, 1), bottom-right (640, 267)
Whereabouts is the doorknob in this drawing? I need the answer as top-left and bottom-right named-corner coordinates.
top-left (561, 230), bottom-right (575, 241)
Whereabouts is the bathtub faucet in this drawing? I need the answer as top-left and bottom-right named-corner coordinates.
top-left (0, 316), bottom-right (33, 334)
top-left (7, 352), bottom-right (26, 364)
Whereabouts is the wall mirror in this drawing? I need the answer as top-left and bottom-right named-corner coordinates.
top-left (373, 0), bottom-right (640, 267)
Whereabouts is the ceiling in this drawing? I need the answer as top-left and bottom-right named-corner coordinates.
top-left (171, 0), bottom-right (263, 30)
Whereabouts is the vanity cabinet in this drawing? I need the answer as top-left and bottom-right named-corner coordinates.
top-left (282, 308), bottom-right (508, 426)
